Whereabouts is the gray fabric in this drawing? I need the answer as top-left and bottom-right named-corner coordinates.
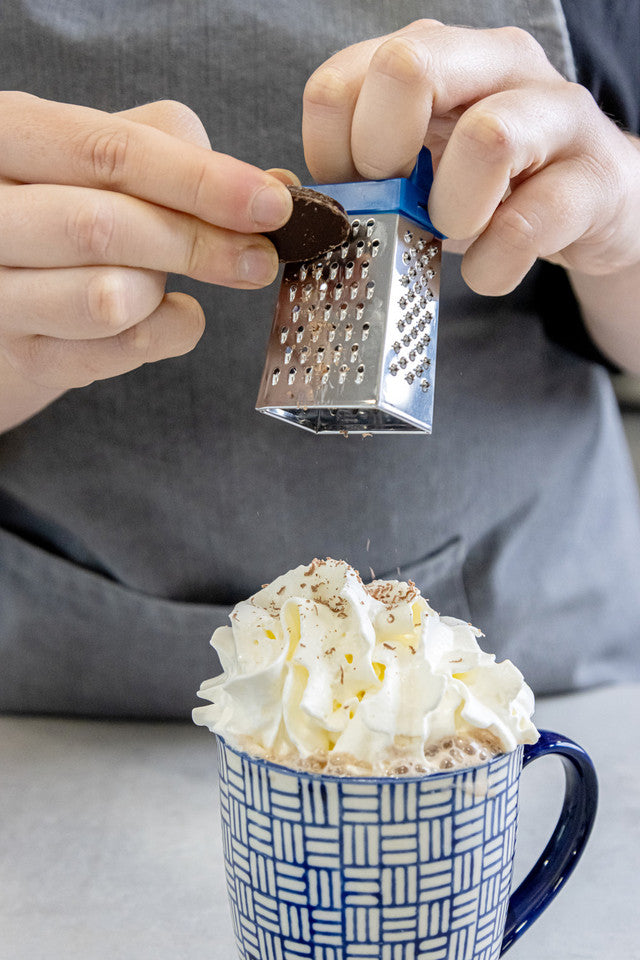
top-left (1, 683), bottom-right (639, 959)
top-left (0, 0), bottom-right (639, 717)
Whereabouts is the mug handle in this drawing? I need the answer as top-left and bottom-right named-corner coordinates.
top-left (500, 729), bottom-right (598, 955)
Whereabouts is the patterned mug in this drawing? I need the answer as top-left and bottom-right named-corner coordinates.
top-left (215, 730), bottom-right (597, 960)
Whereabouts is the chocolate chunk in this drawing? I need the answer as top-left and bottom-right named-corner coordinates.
top-left (265, 185), bottom-right (351, 262)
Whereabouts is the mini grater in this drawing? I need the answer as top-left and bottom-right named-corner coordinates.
top-left (256, 148), bottom-right (445, 434)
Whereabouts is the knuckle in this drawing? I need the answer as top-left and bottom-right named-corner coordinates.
top-left (86, 269), bottom-right (130, 333)
top-left (457, 106), bottom-right (517, 163)
top-left (67, 199), bottom-right (116, 261)
top-left (494, 204), bottom-right (541, 252)
top-left (370, 36), bottom-right (428, 86)
top-left (77, 124), bottom-right (131, 185)
top-left (304, 67), bottom-right (352, 112)
top-left (497, 25), bottom-right (550, 69)
top-left (184, 221), bottom-right (210, 278)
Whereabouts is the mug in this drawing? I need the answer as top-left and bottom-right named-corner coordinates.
top-left (215, 730), bottom-right (597, 960)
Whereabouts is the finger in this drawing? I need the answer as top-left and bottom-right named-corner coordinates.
top-left (4, 291), bottom-right (205, 390)
top-left (267, 168), bottom-right (302, 186)
top-left (460, 158), bottom-right (596, 295)
top-left (116, 100), bottom-right (212, 149)
top-left (0, 266), bottom-right (165, 339)
top-left (303, 37), bottom-right (383, 182)
top-left (303, 20), bottom-right (559, 183)
top-left (0, 183), bottom-right (280, 287)
top-left (0, 92), bottom-right (292, 232)
top-left (427, 85), bottom-right (582, 239)
top-left (350, 34), bottom-right (433, 179)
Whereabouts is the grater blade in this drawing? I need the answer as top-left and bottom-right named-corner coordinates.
top-left (256, 151), bottom-right (443, 434)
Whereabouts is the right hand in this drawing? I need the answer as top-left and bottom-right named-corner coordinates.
top-left (0, 94), bottom-right (293, 392)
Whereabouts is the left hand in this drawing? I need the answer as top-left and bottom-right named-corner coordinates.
top-left (302, 19), bottom-right (640, 296)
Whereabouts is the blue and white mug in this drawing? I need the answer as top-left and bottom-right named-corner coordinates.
top-left (215, 731), bottom-right (597, 960)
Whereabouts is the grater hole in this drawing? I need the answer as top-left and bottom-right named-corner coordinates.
top-left (371, 239), bottom-right (380, 257)
top-left (345, 323), bottom-right (353, 341)
top-left (362, 321), bottom-right (370, 340)
top-left (318, 281), bottom-right (329, 301)
top-left (389, 362), bottom-right (398, 376)
top-left (345, 261), bottom-right (355, 280)
top-left (351, 219), bottom-right (361, 236)
top-left (329, 261), bottom-right (339, 279)
top-left (338, 363), bottom-right (349, 384)
top-left (321, 365), bottom-right (330, 384)
top-left (355, 364), bottom-right (365, 384)
top-left (360, 260), bottom-right (370, 278)
top-left (404, 231), bottom-right (413, 243)
top-left (284, 346), bottom-right (293, 362)
top-left (316, 346), bottom-right (325, 362)
top-left (366, 281), bottom-right (375, 300)
top-left (400, 274), bottom-right (410, 287)
top-left (333, 344), bottom-right (342, 363)
top-left (328, 324), bottom-right (337, 343)
top-left (416, 238), bottom-right (426, 251)
top-left (366, 218), bottom-right (376, 237)
top-left (355, 303), bottom-right (365, 321)
top-left (340, 241), bottom-right (350, 259)
top-left (314, 261), bottom-right (324, 279)
top-left (307, 305), bottom-right (317, 321)
top-left (356, 240), bottom-right (365, 258)
top-left (300, 346), bottom-right (310, 361)
top-left (288, 367), bottom-right (297, 384)
top-left (292, 304), bottom-right (301, 320)
top-left (339, 303), bottom-right (349, 320)
top-left (323, 303), bottom-right (332, 318)
top-left (271, 367), bottom-right (280, 385)
top-left (402, 251), bottom-right (412, 264)
top-left (305, 367), bottom-right (313, 383)
top-left (351, 344), bottom-right (359, 360)
top-left (302, 283), bottom-right (313, 300)
top-left (280, 326), bottom-right (288, 344)
top-left (405, 372), bottom-right (415, 384)
top-left (296, 325), bottom-right (304, 342)
top-left (427, 244), bottom-right (439, 258)
top-left (421, 379), bottom-right (430, 392)
top-left (289, 284), bottom-right (298, 301)
top-left (298, 264), bottom-right (308, 281)
top-left (333, 282), bottom-right (344, 300)
top-left (350, 282), bottom-right (359, 300)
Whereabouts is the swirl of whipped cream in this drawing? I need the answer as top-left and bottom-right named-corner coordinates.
top-left (193, 558), bottom-right (538, 770)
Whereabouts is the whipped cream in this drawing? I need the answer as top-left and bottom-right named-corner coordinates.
top-left (193, 558), bottom-right (538, 773)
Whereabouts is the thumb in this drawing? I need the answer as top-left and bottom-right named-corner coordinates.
top-left (114, 99), bottom-right (212, 149)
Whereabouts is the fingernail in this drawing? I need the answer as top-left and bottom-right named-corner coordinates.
top-left (238, 245), bottom-right (278, 284)
top-left (250, 184), bottom-right (292, 228)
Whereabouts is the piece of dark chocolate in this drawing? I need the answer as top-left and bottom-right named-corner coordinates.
top-left (265, 185), bottom-right (351, 262)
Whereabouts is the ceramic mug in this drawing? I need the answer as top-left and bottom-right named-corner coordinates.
top-left (215, 730), bottom-right (597, 960)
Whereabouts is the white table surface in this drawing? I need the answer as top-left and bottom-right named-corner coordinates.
top-left (1, 683), bottom-right (638, 960)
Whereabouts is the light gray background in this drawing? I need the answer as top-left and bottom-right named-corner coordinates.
top-left (1, 683), bottom-right (637, 960)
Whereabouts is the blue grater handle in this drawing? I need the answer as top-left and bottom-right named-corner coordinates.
top-left (307, 147), bottom-right (445, 238)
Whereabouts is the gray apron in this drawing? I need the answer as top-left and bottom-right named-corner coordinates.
top-left (1, 0), bottom-right (638, 717)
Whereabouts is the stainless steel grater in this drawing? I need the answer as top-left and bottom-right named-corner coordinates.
top-left (256, 149), bottom-right (444, 434)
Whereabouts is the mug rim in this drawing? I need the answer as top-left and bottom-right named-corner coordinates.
top-left (216, 733), bottom-right (525, 784)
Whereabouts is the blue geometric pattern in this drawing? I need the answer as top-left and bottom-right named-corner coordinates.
top-left (217, 740), bottom-right (523, 960)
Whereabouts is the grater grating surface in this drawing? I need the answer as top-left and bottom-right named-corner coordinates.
top-left (256, 151), bottom-right (443, 434)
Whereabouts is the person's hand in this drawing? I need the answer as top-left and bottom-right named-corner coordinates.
top-left (0, 94), bottom-right (294, 391)
top-left (302, 20), bottom-right (640, 296)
